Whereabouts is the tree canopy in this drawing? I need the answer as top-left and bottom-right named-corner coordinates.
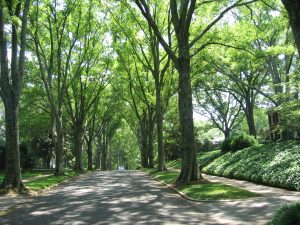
top-left (0, 0), bottom-right (299, 190)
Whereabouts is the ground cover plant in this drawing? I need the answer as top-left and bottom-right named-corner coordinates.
top-left (203, 141), bottom-right (300, 190)
top-left (147, 169), bottom-right (260, 200)
top-left (167, 150), bottom-right (222, 170)
top-left (266, 202), bottom-right (300, 225)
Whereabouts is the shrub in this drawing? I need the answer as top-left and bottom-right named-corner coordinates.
top-left (267, 202), bottom-right (300, 225)
top-left (221, 133), bottom-right (258, 152)
top-left (221, 138), bottom-right (232, 152)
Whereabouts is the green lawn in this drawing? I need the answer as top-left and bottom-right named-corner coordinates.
top-left (0, 170), bottom-right (82, 193)
top-left (26, 171), bottom-right (80, 192)
top-left (0, 170), bottom-right (53, 181)
top-left (148, 169), bottom-right (260, 200)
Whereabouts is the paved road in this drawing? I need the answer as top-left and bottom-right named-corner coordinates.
top-left (1, 171), bottom-right (217, 225)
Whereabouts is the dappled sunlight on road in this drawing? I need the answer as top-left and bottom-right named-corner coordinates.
top-left (0, 171), bottom-right (216, 225)
top-left (1, 171), bottom-right (290, 224)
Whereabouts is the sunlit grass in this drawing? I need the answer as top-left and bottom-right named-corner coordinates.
top-left (166, 160), bottom-right (182, 170)
top-left (26, 171), bottom-right (80, 192)
top-left (177, 183), bottom-right (260, 200)
top-left (0, 170), bottom-right (53, 182)
top-left (148, 169), bottom-right (260, 200)
top-left (0, 170), bottom-right (82, 193)
top-left (22, 171), bottom-right (52, 179)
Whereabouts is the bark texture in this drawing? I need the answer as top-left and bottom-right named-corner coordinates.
top-left (176, 52), bottom-right (200, 183)
top-left (0, 0), bottom-right (30, 192)
top-left (73, 122), bottom-right (84, 172)
top-left (282, 0), bottom-right (300, 55)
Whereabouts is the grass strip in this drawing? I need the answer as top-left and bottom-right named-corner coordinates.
top-left (25, 171), bottom-right (81, 192)
top-left (148, 169), bottom-right (260, 200)
top-left (0, 170), bottom-right (53, 182)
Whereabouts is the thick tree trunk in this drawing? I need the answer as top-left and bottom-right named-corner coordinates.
top-left (87, 140), bottom-right (93, 170)
top-left (1, 98), bottom-right (25, 192)
top-left (245, 100), bottom-right (257, 138)
top-left (224, 130), bottom-right (230, 139)
top-left (155, 82), bottom-right (167, 171)
top-left (176, 47), bottom-right (201, 183)
top-left (282, 0), bottom-right (300, 55)
top-left (55, 113), bottom-right (65, 175)
top-left (246, 111), bottom-right (256, 138)
top-left (0, 0), bottom-right (30, 192)
top-left (73, 122), bottom-right (84, 172)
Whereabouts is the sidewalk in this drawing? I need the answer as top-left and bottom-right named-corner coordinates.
top-left (150, 170), bottom-right (300, 224)
top-left (203, 174), bottom-right (300, 201)
top-left (191, 174), bottom-right (300, 225)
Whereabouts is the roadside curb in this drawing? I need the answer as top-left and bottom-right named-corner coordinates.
top-left (146, 172), bottom-right (265, 203)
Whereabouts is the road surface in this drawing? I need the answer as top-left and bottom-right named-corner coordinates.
top-left (1, 171), bottom-right (217, 225)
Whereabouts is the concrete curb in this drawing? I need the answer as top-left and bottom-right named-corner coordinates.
top-left (146, 172), bottom-right (264, 203)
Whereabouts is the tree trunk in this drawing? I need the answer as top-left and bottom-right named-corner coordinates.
top-left (146, 109), bottom-right (155, 168)
top-left (109, 143), bottom-right (112, 170)
top-left (73, 122), bottom-right (84, 172)
top-left (87, 140), bottom-right (93, 170)
top-left (95, 133), bottom-right (101, 169)
top-left (0, 0), bottom-right (30, 192)
top-left (282, 0), bottom-right (300, 55)
top-left (176, 47), bottom-right (201, 183)
top-left (155, 82), bottom-right (167, 171)
top-left (1, 98), bottom-right (25, 192)
top-left (140, 119), bottom-right (149, 168)
top-left (147, 115), bottom-right (154, 168)
top-left (224, 130), bottom-right (230, 139)
top-left (101, 129), bottom-right (107, 171)
top-left (55, 112), bottom-right (65, 175)
top-left (245, 102), bottom-right (256, 138)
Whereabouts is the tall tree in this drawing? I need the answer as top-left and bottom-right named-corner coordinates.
top-left (111, 1), bottom-right (171, 171)
top-left (0, 0), bottom-right (31, 192)
top-left (30, 0), bottom-right (83, 175)
top-left (133, 0), bottom-right (257, 183)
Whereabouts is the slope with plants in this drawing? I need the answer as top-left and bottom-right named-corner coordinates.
top-left (203, 141), bottom-right (300, 190)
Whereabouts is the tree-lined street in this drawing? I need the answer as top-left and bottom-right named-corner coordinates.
top-left (1, 172), bottom-right (210, 225)
top-left (1, 171), bottom-right (299, 225)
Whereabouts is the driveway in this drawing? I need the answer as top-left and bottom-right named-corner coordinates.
top-left (1, 171), bottom-right (217, 225)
